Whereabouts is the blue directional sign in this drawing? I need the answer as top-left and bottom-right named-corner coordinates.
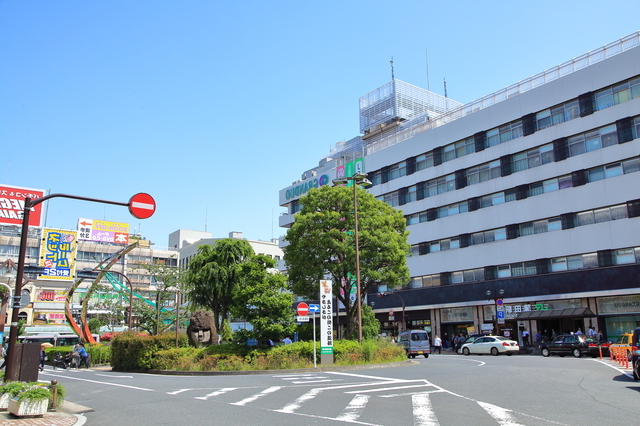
top-left (309, 304), bottom-right (320, 313)
top-left (497, 311), bottom-right (505, 319)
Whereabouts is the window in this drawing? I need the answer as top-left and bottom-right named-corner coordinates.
top-left (370, 170), bottom-right (382, 186)
top-left (497, 265), bottom-right (511, 278)
top-left (406, 214), bottom-right (419, 226)
top-left (467, 160), bottom-right (501, 185)
top-left (443, 144), bottom-right (456, 162)
top-left (623, 157), bottom-right (640, 174)
top-left (407, 185), bottom-right (417, 203)
top-left (416, 153), bottom-right (433, 171)
top-left (536, 109), bottom-right (552, 130)
top-left (614, 249), bottom-right (635, 265)
top-left (451, 271), bottom-right (463, 283)
top-left (486, 127), bottom-right (500, 147)
top-left (389, 162), bottom-right (406, 180)
top-left (383, 192), bottom-right (399, 207)
top-left (551, 257), bottom-right (567, 272)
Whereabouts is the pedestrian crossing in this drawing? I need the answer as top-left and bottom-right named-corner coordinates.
top-left (166, 372), bottom-right (565, 425)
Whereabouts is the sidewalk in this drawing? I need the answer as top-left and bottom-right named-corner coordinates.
top-left (0, 401), bottom-right (89, 426)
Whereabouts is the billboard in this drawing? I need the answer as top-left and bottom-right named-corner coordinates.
top-left (0, 184), bottom-right (46, 227)
top-left (78, 218), bottom-right (130, 244)
top-left (38, 228), bottom-right (78, 281)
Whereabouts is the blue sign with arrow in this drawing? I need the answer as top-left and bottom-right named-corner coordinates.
top-left (309, 304), bottom-right (320, 313)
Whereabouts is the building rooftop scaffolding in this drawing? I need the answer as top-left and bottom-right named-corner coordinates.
top-left (356, 31), bottom-right (639, 156)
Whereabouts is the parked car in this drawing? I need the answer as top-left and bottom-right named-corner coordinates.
top-left (609, 333), bottom-right (633, 361)
top-left (540, 334), bottom-right (593, 358)
top-left (398, 330), bottom-right (430, 358)
top-left (460, 336), bottom-right (519, 356)
top-left (583, 336), bottom-right (610, 358)
top-left (456, 334), bottom-right (490, 354)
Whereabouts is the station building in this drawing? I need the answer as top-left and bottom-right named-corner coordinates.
top-left (278, 32), bottom-right (640, 343)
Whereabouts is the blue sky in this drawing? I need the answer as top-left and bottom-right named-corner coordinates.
top-left (1, 1), bottom-right (638, 248)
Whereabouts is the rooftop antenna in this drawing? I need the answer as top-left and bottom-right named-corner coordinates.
top-left (444, 77), bottom-right (448, 98)
top-left (390, 57), bottom-right (395, 80)
top-left (425, 49), bottom-right (430, 91)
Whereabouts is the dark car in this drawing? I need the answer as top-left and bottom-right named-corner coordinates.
top-left (583, 336), bottom-right (610, 358)
top-left (540, 334), bottom-right (592, 358)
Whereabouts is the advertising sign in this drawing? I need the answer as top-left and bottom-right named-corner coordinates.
top-left (320, 280), bottom-right (334, 360)
top-left (38, 228), bottom-right (78, 281)
top-left (0, 184), bottom-right (46, 227)
top-left (78, 218), bottom-right (130, 244)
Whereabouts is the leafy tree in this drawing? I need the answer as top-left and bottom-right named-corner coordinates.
top-left (284, 185), bottom-right (410, 339)
top-left (361, 304), bottom-right (381, 340)
top-left (131, 298), bottom-right (178, 335)
top-left (183, 239), bottom-right (254, 332)
top-left (231, 254), bottom-right (296, 347)
top-left (88, 318), bottom-right (103, 334)
top-left (219, 319), bottom-right (233, 344)
top-left (133, 257), bottom-right (185, 335)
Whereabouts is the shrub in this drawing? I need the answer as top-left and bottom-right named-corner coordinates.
top-left (111, 331), bottom-right (190, 370)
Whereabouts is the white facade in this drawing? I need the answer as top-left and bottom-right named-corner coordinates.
top-left (279, 32), bottom-right (640, 341)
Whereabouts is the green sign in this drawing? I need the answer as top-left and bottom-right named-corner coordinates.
top-left (320, 346), bottom-right (334, 355)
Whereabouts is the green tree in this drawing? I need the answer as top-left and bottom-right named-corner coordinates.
top-left (284, 185), bottom-right (410, 339)
top-left (134, 257), bottom-right (185, 335)
top-left (231, 254), bottom-right (296, 347)
top-left (361, 304), bottom-right (381, 340)
top-left (183, 239), bottom-right (255, 332)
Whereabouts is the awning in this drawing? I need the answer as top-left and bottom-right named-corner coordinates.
top-left (517, 307), bottom-right (595, 320)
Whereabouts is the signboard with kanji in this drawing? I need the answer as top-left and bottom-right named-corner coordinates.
top-left (38, 228), bottom-right (78, 281)
top-left (320, 280), bottom-right (333, 360)
top-left (0, 184), bottom-right (45, 227)
top-left (77, 218), bottom-right (130, 244)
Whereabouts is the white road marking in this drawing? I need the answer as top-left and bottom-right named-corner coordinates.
top-left (345, 384), bottom-right (432, 394)
top-left (477, 401), bottom-right (523, 426)
top-left (95, 374), bottom-right (133, 378)
top-left (41, 372), bottom-right (153, 391)
top-left (335, 394), bottom-right (370, 422)
top-left (276, 388), bottom-right (323, 413)
top-left (412, 392), bottom-right (438, 426)
top-left (231, 386), bottom-right (281, 406)
top-left (194, 387), bottom-right (237, 400)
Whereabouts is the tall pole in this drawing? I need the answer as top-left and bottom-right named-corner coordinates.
top-left (6, 198), bottom-right (32, 381)
top-left (353, 183), bottom-right (363, 344)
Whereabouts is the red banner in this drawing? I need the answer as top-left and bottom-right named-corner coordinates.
top-left (0, 184), bottom-right (46, 227)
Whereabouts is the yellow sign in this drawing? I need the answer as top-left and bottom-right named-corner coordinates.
top-left (38, 228), bottom-right (78, 281)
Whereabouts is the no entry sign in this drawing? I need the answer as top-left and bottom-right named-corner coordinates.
top-left (297, 302), bottom-right (309, 316)
top-left (128, 193), bottom-right (156, 219)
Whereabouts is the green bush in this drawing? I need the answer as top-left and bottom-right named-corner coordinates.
top-left (111, 332), bottom-right (190, 370)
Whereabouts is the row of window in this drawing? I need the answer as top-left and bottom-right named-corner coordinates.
top-left (410, 200), bottom-right (632, 257)
top-left (369, 75), bottom-right (640, 187)
top-left (401, 246), bottom-right (640, 290)
top-left (406, 154), bottom-right (640, 226)
top-left (382, 116), bottom-right (638, 209)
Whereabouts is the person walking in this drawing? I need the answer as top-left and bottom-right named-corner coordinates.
top-left (522, 329), bottom-right (530, 347)
top-left (74, 343), bottom-right (90, 369)
top-left (433, 335), bottom-right (442, 354)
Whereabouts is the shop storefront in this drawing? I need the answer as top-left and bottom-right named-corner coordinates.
top-left (440, 307), bottom-right (475, 343)
top-left (596, 295), bottom-right (640, 341)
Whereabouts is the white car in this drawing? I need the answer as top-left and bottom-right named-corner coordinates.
top-left (461, 336), bottom-right (519, 356)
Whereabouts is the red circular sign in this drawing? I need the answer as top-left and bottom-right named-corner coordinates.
top-left (129, 193), bottom-right (156, 219)
top-left (297, 302), bottom-right (309, 316)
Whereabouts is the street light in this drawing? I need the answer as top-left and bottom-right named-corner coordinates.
top-left (378, 291), bottom-right (406, 333)
top-left (332, 172), bottom-right (372, 344)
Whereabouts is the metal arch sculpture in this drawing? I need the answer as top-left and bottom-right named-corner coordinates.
top-left (65, 241), bottom-right (139, 344)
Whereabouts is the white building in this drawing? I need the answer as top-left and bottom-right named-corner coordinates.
top-left (279, 32), bottom-right (640, 342)
top-left (175, 230), bottom-right (283, 270)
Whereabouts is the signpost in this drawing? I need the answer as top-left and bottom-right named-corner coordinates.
top-left (5, 191), bottom-right (156, 382)
top-left (320, 280), bottom-right (333, 365)
top-left (128, 193), bottom-right (156, 219)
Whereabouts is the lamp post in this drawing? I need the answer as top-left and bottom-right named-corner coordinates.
top-left (378, 291), bottom-right (406, 333)
top-left (332, 172), bottom-right (372, 344)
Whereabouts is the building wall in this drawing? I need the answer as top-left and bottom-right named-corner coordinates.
top-left (279, 33), bottom-right (640, 341)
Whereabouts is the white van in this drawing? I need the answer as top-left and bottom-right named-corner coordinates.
top-left (398, 330), bottom-right (430, 358)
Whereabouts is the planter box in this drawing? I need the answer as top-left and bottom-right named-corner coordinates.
top-left (8, 397), bottom-right (48, 417)
top-left (0, 393), bottom-right (10, 410)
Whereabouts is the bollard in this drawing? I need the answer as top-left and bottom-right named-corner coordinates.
top-left (49, 380), bottom-right (58, 412)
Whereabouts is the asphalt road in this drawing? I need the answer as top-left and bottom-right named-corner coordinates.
top-left (40, 352), bottom-right (640, 426)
